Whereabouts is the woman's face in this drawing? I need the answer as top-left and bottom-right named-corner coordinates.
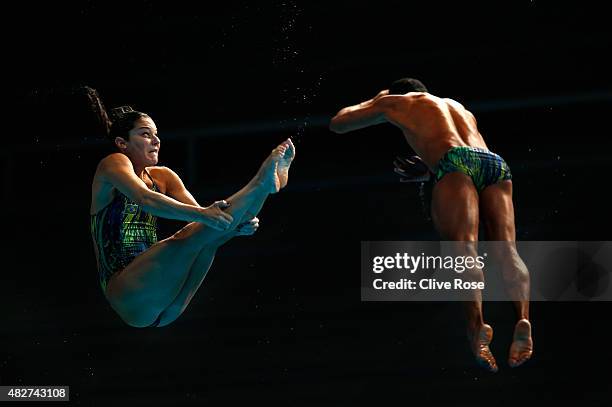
top-left (123, 117), bottom-right (160, 166)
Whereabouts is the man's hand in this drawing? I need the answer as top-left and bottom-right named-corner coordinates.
top-left (236, 217), bottom-right (259, 236)
top-left (394, 155), bottom-right (432, 183)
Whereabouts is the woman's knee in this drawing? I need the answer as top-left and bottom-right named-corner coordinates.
top-left (106, 288), bottom-right (165, 328)
top-left (114, 306), bottom-right (163, 328)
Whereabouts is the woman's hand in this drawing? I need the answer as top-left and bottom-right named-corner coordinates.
top-left (198, 200), bottom-right (234, 231)
top-left (236, 217), bottom-right (259, 236)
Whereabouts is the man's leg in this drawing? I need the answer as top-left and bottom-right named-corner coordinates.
top-left (105, 142), bottom-right (289, 327)
top-left (480, 180), bottom-right (533, 367)
top-left (431, 172), bottom-right (498, 372)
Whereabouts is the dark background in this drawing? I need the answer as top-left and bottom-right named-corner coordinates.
top-left (2, 1), bottom-right (611, 405)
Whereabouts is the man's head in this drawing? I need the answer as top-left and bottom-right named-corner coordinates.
top-left (110, 107), bottom-right (160, 166)
top-left (389, 78), bottom-right (428, 95)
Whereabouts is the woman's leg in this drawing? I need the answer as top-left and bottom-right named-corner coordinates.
top-left (105, 142), bottom-right (291, 327)
top-left (154, 232), bottom-right (235, 327)
top-left (153, 139), bottom-right (296, 327)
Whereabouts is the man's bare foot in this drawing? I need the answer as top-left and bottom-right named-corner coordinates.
top-left (276, 138), bottom-right (295, 189)
top-left (508, 319), bottom-right (533, 367)
top-left (471, 324), bottom-right (499, 373)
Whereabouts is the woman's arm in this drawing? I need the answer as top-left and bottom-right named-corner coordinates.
top-left (160, 166), bottom-right (258, 236)
top-left (156, 166), bottom-right (201, 207)
top-left (97, 154), bottom-right (233, 230)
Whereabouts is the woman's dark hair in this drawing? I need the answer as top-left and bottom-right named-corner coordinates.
top-left (82, 86), bottom-right (149, 141)
top-left (389, 78), bottom-right (428, 95)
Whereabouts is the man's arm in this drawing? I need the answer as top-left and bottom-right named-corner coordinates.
top-left (329, 90), bottom-right (401, 134)
top-left (98, 154), bottom-right (232, 230)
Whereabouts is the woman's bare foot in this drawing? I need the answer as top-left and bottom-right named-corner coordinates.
top-left (255, 139), bottom-right (294, 194)
top-left (276, 138), bottom-right (295, 189)
top-left (471, 324), bottom-right (499, 372)
top-left (508, 319), bottom-right (533, 367)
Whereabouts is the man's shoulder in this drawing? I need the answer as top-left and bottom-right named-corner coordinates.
top-left (442, 98), bottom-right (476, 119)
top-left (393, 92), bottom-right (434, 105)
top-left (376, 93), bottom-right (422, 108)
top-left (442, 97), bottom-right (470, 111)
top-left (378, 93), bottom-right (436, 113)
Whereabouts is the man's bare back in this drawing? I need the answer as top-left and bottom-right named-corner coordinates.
top-left (382, 93), bottom-right (489, 171)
